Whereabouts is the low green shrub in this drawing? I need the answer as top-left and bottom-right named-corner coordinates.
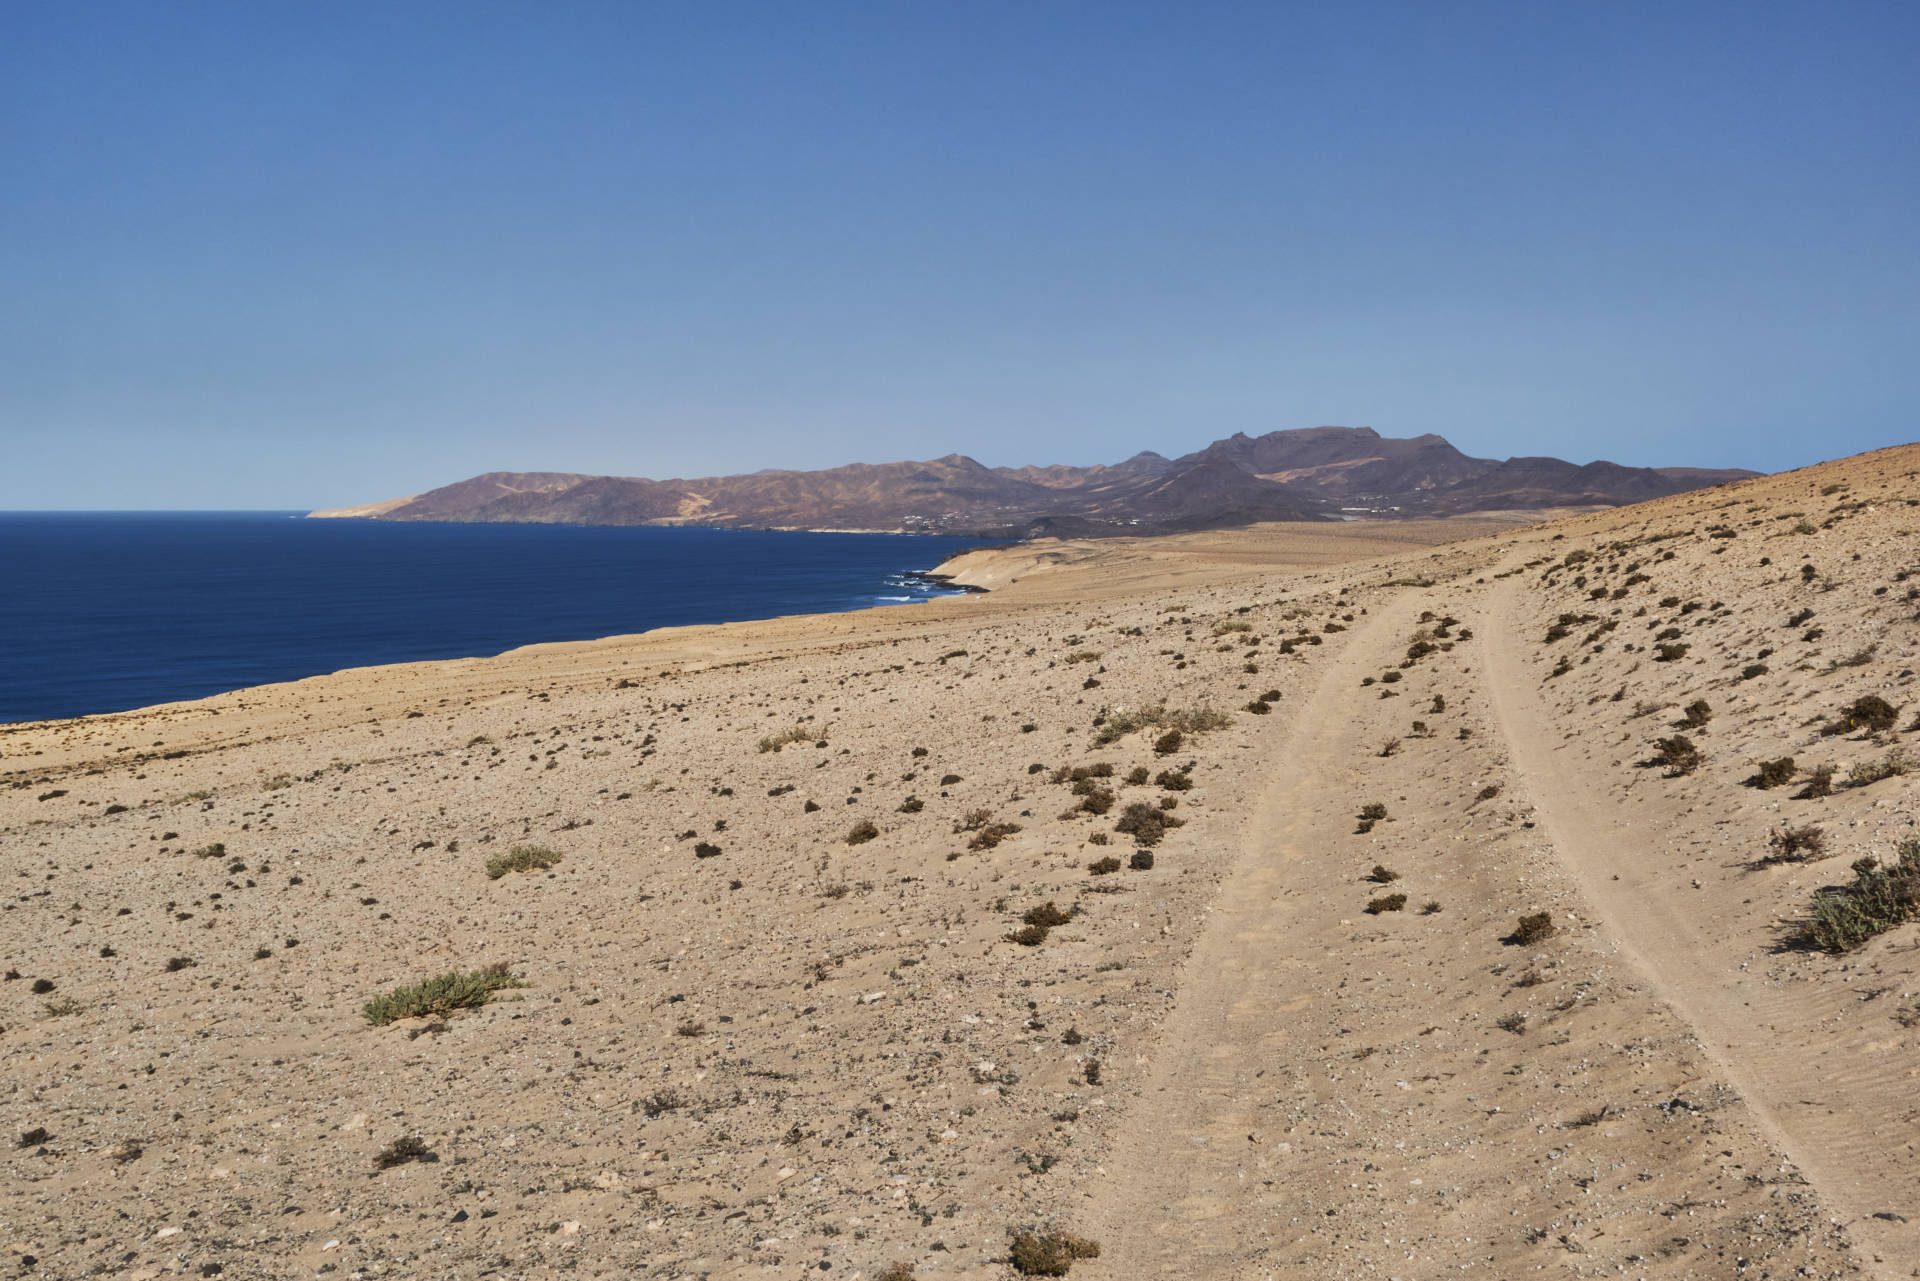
top-left (1053, 762), bottom-right (1115, 784)
top-left (758, 724), bottom-right (814, 753)
top-left (1653, 735), bottom-right (1703, 776)
top-left (1848, 749), bottom-right (1912, 787)
top-left (1091, 704), bottom-right (1230, 747)
top-left (1024, 901), bottom-right (1072, 928)
top-left (1073, 787), bottom-right (1115, 816)
top-left (1507, 913), bottom-right (1555, 946)
top-left (1822, 694), bottom-right (1897, 736)
top-left (1009, 1229), bottom-right (1102, 1276)
top-left (373, 1135), bottom-right (438, 1170)
top-left (486, 845), bottom-right (561, 879)
top-left (1802, 840), bottom-right (1920, 952)
top-left (363, 963), bottom-right (524, 1025)
top-left (1115, 802), bottom-right (1181, 846)
top-left (1799, 764), bottom-right (1837, 798)
top-left (1827, 644), bottom-right (1879, 671)
top-left (969, 822), bottom-right (1022, 850)
top-left (1763, 824), bottom-right (1826, 864)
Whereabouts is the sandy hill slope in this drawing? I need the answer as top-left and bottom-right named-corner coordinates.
top-left (3, 447), bottom-right (1915, 1280)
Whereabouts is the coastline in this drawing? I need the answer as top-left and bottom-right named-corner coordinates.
top-left (0, 518), bottom-right (1506, 768)
top-left (12, 457), bottom-right (1918, 1275)
top-left (0, 521), bottom-right (998, 732)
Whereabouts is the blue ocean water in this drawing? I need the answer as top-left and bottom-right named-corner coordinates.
top-left (0, 513), bottom-right (996, 725)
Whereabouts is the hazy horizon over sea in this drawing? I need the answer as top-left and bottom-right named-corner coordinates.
top-left (0, 513), bottom-right (995, 724)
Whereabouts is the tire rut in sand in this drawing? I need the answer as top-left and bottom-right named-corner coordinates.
top-left (1477, 575), bottom-right (1902, 1280)
top-left (1072, 572), bottom-right (1874, 1280)
top-left (1076, 596), bottom-right (1429, 1277)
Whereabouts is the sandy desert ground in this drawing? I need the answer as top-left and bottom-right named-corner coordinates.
top-left (3, 449), bottom-right (1917, 1280)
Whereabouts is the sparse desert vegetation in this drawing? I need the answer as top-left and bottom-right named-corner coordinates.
top-left (1767, 823), bottom-right (1828, 863)
top-left (1507, 912), bottom-right (1556, 946)
top-left (6, 445), bottom-right (1918, 1278)
top-left (1091, 703), bottom-right (1231, 747)
top-left (757, 723), bottom-right (816, 753)
top-left (1801, 840), bottom-right (1920, 952)
top-left (1008, 1228), bottom-right (1102, 1275)
top-left (361, 963), bottom-right (525, 1025)
top-left (483, 843), bottom-right (561, 879)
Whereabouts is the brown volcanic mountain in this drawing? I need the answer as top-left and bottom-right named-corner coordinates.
top-left (991, 450), bottom-right (1177, 488)
top-left (1423, 455), bottom-right (1762, 513)
top-left (1184, 426), bottom-right (1494, 501)
top-left (312, 426), bottom-right (1757, 534)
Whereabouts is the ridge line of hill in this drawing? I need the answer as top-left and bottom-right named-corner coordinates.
top-left (309, 425), bottom-right (1758, 538)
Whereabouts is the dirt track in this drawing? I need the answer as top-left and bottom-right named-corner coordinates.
top-left (1079, 538), bottom-right (1907, 1279)
top-left (4, 449), bottom-right (1917, 1279)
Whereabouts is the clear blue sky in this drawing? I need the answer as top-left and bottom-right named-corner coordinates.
top-left (4, 1), bottom-right (1915, 509)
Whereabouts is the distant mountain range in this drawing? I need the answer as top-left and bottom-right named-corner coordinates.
top-left (310, 426), bottom-right (1758, 537)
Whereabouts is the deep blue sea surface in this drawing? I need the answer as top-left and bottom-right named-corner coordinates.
top-left (0, 513), bottom-right (996, 724)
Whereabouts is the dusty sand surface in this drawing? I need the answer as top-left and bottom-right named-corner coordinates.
top-left (2, 457), bottom-right (1915, 1280)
